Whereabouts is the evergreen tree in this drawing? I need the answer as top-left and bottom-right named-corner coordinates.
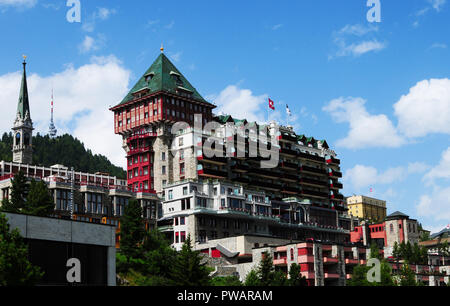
top-left (24, 180), bottom-right (54, 217)
top-left (244, 269), bottom-right (261, 286)
top-left (139, 229), bottom-right (177, 281)
top-left (0, 213), bottom-right (43, 285)
top-left (399, 263), bottom-right (418, 286)
top-left (170, 235), bottom-right (211, 286)
top-left (288, 263), bottom-right (307, 286)
top-left (2, 171), bottom-right (29, 213)
top-left (211, 275), bottom-right (242, 286)
top-left (347, 264), bottom-right (372, 286)
top-left (369, 241), bottom-right (381, 260)
top-left (119, 199), bottom-right (145, 259)
top-left (271, 269), bottom-right (287, 286)
top-left (257, 251), bottom-right (276, 286)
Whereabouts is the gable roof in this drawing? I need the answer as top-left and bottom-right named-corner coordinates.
top-left (113, 53), bottom-right (210, 108)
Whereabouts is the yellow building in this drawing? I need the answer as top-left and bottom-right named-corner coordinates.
top-left (346, 195), bottom-right (386, 221)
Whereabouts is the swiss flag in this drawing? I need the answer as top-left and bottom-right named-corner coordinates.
top-left (268, 98), bottom-right (275, 110)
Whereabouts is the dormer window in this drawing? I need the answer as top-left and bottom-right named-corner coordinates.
top-left (170, 71), bottom-right (183, 86)
top-left (144, 72), bottom-right (154, 83)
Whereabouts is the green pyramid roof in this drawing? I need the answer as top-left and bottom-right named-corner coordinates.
top-left (17, 61), bottom-right (30, 119)
top-left (114, 53), bottom-right (208, 108)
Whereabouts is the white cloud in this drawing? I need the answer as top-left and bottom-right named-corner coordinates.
top-left (97, 7), bottom-right (116, 20)
top-left (394, 78), bottom-right (450, 138)
top-left (338, 24), bottom-right (378, 36)
top-left (82, 7), bottom-right (116, 32)
top-left (407, 162), bottom-right (430, 174)
top-left (0, 0), bottom-right (36, 8)
top-left (417, 186), bottom-right (450, 221)
top-left (429, 0), bottom-right (446, 11)
top-left (0, 55), bottom-right (131, 168)
top-left (165, 20), bottom-right (175, 29)
top-left (344, 164), bottom-right (407, 190)
top-left (212, 85), bottom-right (268, 123)
top-left (330, 24), bottom-right (386, 59)
top-left (271, 24), bottom-right (283, 31)
top-left (429, 43), bottom-right (447, 49)
top-left (78, 35), bottom-right (106, 54)
top-left (169, 51), bottom-right (182, 63)
top-left (323, 97), bottom-right (405, 149)
top-left (423, 147), bottom-right (450, 184)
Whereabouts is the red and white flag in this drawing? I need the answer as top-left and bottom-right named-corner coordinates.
top-left (268, 98), bottom-right (275, 110)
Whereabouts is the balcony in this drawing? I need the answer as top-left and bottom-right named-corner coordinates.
top-left (298, 255), bottom-right (315, 263)
top-left (280, 161), bottom-right (298, 170)
top-left (360, 259), bottom-right (367, 265)
top-left (273, 258), bottom-right (287, 266)
top-left (278, 133), bottom-right (297, 142)
top-left (280, 147), bottom-right (298, 156)
top-left (128, 146), bottom-right (151, 155)
top-left (301, 189), bottom-right (328, 198)
top-left (326, 156), bottom-right (341, 165)
top-left (346, 274), bottom-right (352, 279)
top-left (197, 155), bottom-right (227, 165)
top-left (330, 182), bottom-right (343, 189)
top-left (329, 170), bottom-right (343, 178)
top-left (198, 167), bottom-right (227, 179)
top-left (282, 186), bottom-right (300, 194)
top-left (248, 168), bottom-right (282, 179)
top-left (281, 173), bottom-right (300, 182)
top-left (301, 166), bottom-right (327, 175)
top-left (300, 178), bottom-right (328, 187)
top-left (345, 258), bottom-right (359, 265)
top-left (324, 273), bottom-right (340, 279)
top-left (126, 132), bottom-right (157, 143)
top-left (323, 257), bottom-right (339, 264)
top-left (297, 152), bottom-right (325, 163)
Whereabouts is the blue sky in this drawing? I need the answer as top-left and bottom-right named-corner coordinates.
top-left (0, 0), bottom-right (449, 233)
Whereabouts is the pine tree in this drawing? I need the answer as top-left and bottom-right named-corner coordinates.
top-left (170, 235), bottom-right (211, 286)
top-left (399, 263), bottom-right (417, 286)
top-left (118, 199), bottom-right (145, 259)
top-left (0, 213), bottom-right (43, 285)
top-left (24, 180), bottom-right (54, 217)
top-left (2, 171), bottom-right (29, 213)
top-left (244, 269), bottom-right (261, 286)
top-left (257, 251), bottom-right (275, 286)
top-left (288, 263), bottom-right (307, 286)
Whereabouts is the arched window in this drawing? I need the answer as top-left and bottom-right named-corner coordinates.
top-left (15, 132), bottom-right (21, 146)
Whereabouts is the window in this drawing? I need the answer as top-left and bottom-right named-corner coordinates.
top-left (179, 150), bottom-right (184, 160)
top-left (180, 217), bottom-right (185, 225)
top-left (390, 224), bottom-right (394, 232)
top-left (183, 186), bottom-right (188, 195)
top-left (180, 163), bottom-right (185, 175)
top-left (162, 152), bottom-right (166, 161)
top-left (179, 137), bottom-right (184, 146)
top-left (162, 166), bottom-right (166, 175)
top-left (162, 180), bottom-right (167, 186)
top-left (180, 231), bottom-right (186, 243)
top-left (168, 190), bottom-right (173, 200)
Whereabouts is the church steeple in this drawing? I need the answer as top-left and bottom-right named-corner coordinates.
top-left (17, 55), bottom-right (31, 120)
top-left (12, 55), bottom-right (33, 164)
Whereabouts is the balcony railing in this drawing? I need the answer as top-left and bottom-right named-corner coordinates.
top-left (301, 166), bottom-right (327, 175)
top-left (329, 170), bottom-right (343, 178)
top-left (198, 167), bottom-right (227, 178)
top-left (298, 152), bottom-right (325, 162)
top-left (300, 178), bottom-right (328, 187)
top-left (301, 189), bottom-right (328, 198)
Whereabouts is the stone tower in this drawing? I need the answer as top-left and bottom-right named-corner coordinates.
top-left (12, 56), bottom-right (33, 164)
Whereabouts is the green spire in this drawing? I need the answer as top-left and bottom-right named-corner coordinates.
top-left (17, 56), bottom-right (30, 119)
top-left (115, 52), bottom-right (209, 107)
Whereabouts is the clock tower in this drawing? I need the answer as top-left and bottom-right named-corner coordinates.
top-left (12, 56), bottom-right (33, 164)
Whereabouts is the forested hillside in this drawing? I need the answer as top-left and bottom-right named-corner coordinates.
top-left (0, 132), bottom-right (126, 179)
